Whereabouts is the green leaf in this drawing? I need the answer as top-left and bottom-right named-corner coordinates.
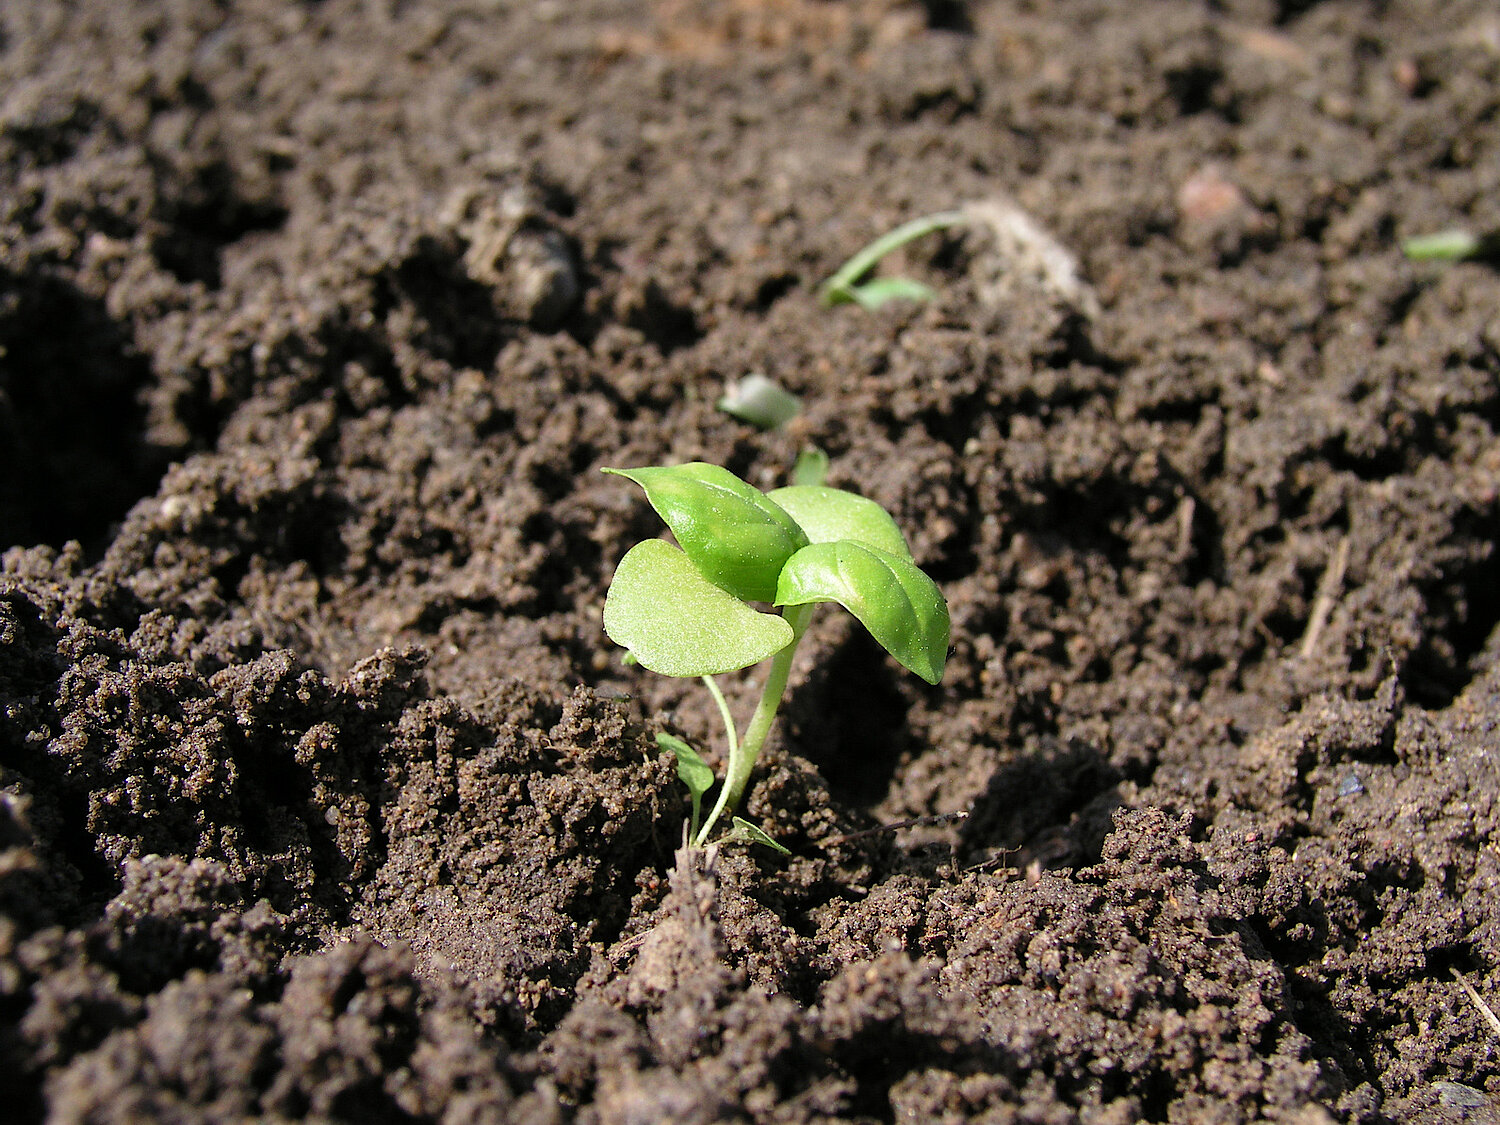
top-left (725, 816), bottom-right (791, 855)
top-left (775, 540), bottom-right (949, 684)
top-left (657, 732), bottom-right (715, 841)
top-left (604, 540), bottom-right (794, 676)
top-left (656, 732), bottom-right (715, 798)
top-left (792, 447), bottom-right (829, 487)
top-left (848, 276), bottom-right (937, 310)
top-left (767, 485), bottom-right (912, 558)
top-left (1401, 229), bottom-right (1482, 262)
top-left (718, 373), bottom-right (802, 430)
top-left (605, 463), bottom-right (808, 602)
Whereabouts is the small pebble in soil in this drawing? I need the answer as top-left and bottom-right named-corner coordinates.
top-left (1434, 1081), bottom-right (1492, 1111)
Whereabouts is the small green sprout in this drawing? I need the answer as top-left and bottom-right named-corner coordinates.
top-left (657, 732), bottom-right (714, 842)
top-left (791, 446), bottom-right (829, 487)
top-left (819, 210), bottom-right (969, 310)
top-left (604, 462), bottom-right (949, 847)
top-left (1401, 228), bottom-right (1500, 262)
top-left (718, 372), bottom-right (802, 430)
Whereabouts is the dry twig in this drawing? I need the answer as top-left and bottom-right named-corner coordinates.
top-left (1299, 536), bottom-right (1350, 659)
top-left (1451, 968), bottom-right (1500, 1040)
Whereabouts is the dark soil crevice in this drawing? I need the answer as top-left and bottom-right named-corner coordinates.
top-left (0, 269), bottom-right (166, 553)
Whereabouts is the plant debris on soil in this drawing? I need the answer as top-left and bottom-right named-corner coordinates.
top-left (3, 1), bottom-right (1500, 1121)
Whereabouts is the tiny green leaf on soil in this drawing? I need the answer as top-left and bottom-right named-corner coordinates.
top-left (603, 539), bottom-right (794, 675)
top-left (792, 446), bottom-right (830, 487)
top-left (718, 372), bottom-right (802, 430)
top-left (845, 276), bottom-right (937, 309)
top-left (656, 731), bottom-right (715, 840)
top-left (1401, 229), bottom-right (1483, 261)
top-left (775, 539), bottom-right (949, 684)
top-left (656, 732), bottom-right (714, 798)
top-left (726, 816), bottom-right (791, 854)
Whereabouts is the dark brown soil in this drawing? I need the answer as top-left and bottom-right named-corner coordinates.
top-left (4, 1), bottom-right (1500, 1121)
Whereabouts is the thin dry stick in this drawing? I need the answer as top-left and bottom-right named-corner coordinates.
top-left (1174, 496), bottom-right (1196, 562)
top-left (1451, 968), bottom-right (1500, 1040)
top-left (1299, 535), bottom-right (1350, 659)
top-left (821, 811), bottom-right (969, 847)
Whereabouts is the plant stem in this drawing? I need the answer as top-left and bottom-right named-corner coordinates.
top-left (694, 603), bottom-right (816, 845)
top-left (701, 675), bottom-right (739, 760)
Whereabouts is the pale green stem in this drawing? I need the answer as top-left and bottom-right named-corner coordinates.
top-left (700, 675), bottom-right (739, 761)
top-left (694, 603), bottom-right (816, 846)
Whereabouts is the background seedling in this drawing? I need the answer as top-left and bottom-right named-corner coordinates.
top-left (819, 210), bottom-right (969, 310)
top-left (604, 462), bottom-right (949, 847)
top-left (718, 372), bottom-right (802, 430)
top-left (791, 446), bottom-right (829, 486)
top-left (1402, 228), bottom-right (1500, 262)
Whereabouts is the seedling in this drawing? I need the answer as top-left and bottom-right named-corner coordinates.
top-left (819, 210), bottom-right (969, 310)
top-left (1401, 228), bottom-right (1500, 263)
top-left (791, 446), bottom-right (829, 487)
top-left (718, 372), bottom-right (802, 430)
top-left (604, 462), bottom-right (949, 847)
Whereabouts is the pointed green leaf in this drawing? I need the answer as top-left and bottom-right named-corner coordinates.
top-left (775, 541), bottom-right (949, 684)
top-left (718, 373), bottom-right (802, 430)
top-left (1401, 229), bottom-right (1482, 261)
top-left (792, 447), bottom-right (829, 487)
top-left (767, 485), bottom-right (912, 558)
top-left (849, 276), bottom-right (937, 310)
top-left (726, 816), bottom-right (791, 855)
top-left (604, 540), bottom-right (794, 676)
top-left (605, 463), bottom-right (808, 602)
top-left (656, 732), bottom-right (715, 800)
top-left (657, 732), bottom-right (715, 841)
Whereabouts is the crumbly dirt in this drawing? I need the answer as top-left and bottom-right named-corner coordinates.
top-left (3, 0), bottom-right (1499, 1121)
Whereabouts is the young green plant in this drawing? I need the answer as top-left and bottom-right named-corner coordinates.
top-left (818, 210), bottom-right (969, 310)
top-left (1401, 228), bottom-right (1500, 262)
top-left (602, 462), bottom-right (949, 848)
